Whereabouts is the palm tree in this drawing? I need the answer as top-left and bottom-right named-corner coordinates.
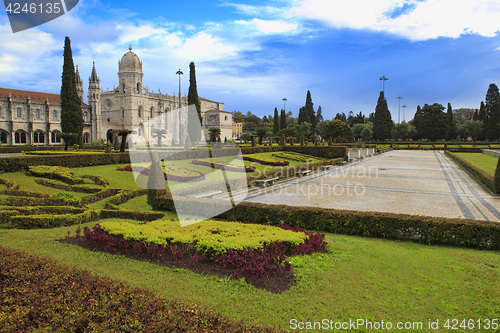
top-left (117, 129), bottom-right (132, 152)
top-left (256, 127), bottom-right (268, 145)
top-left (151, 129), bottom-right (168, 147)
top-left (208, 127), bottom-right (221, 142)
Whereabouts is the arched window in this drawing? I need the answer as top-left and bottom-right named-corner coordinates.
top-left (83, 112), bottom-right (89, 122)
top-left (137, 83), bottom-right (140, 94)
top-left (53, 110), bottom-right (57, 119)
top-left (83, 133), bottom-right (90, 144)
top-left (15, 131), bottom-right (27, 144)
top-left (35, 109), bottom-right (40, 119)
top-left (121, 108), bottom-right (125, 118)
top-left (123, 83), bottom-right (126, 93)
top-left (150, 106), bottom-right (154, 118)
top-left (33, 130), bottom-right (45, 144)
top-left (51, 131), bottom-right (61, 143)
top-left (0, 107), bottom-right (2, 117)
top-left (138, 106), bottom-right (142, 118)
top-left (0, 130), bottom-right (7, 144)
top-left (16, 107), bottom-right (22, 118)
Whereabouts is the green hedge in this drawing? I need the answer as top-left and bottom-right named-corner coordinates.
top-left (34, 178), bottom-right (103, 194)
top-left (150, 196), bottom-right (500, 250)
top-left (99, 209), bottom-right (164, 222)
top-left (9, 209), bottom-right (98, 229)
top-left (444, 151), bottom-right (495, 193)
top-left (104, 189), bottom-right (148, 209)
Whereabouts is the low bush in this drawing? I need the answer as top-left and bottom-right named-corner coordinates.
top-left (0, 245), bottom-right (278, 332)
top-left (444, 151), bottom-right (495, 193)
top-left (82, 221), bottom-right (326, 281)
top-left (150, 196), bottom-right (500, 250)
top-left (191, 159), bottom-right (256, 173)
top-left (243, 155), bottom-right (289, 166)
top-left (117, 164), bottom-right (206, 182)
top-left (9, 209), bottom-right (98, 229)
top-left (29, 165), bottom-right (86, 185)
top-left (34, 178), bottom-right (103, 194)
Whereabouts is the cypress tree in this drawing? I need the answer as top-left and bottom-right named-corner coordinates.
top-left (280, 109), bottom-right (287, 130)
top-left (479, 101), bottom-right (486, 121)
top-left (316, 105), bottom-right (323, 123)
top-left (298, 106), bottom-right (309, 124)
top-left (187, 62), bottom-right (202, 142)
top-left (447, 103), bottom-right (456, 140)
top-left (60, 37), bottom-right (83, 145)
top-left (485, 83), bottom-right (500, 141)
top-left (494, 154), bottom-right (500, 194)
top-left (372, 91), bottom-right (393, 141)
top-left (273, 107), bottom-right (280, 134)
top-left (305, 90), bottom-right (316, 128)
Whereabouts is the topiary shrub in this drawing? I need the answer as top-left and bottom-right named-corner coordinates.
top-left (494, 156), bottom-right (500, 194)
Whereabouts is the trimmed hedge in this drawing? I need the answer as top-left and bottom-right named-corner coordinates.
top-left (444, 151), bottom-right (495, 193)
top-left (34, 178), bottom-right (103, 194)
top-left (9, 209), bottom-right (98, 229)
top-left (150, 196), bottom-right (500, 250)
top-left (99, 209), bottom-right (164, 222)
top-left (0, 246), bottom-right (278, 332)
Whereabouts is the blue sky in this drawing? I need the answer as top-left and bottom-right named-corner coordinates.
top-left (1, 0), bottom-right (500, 122)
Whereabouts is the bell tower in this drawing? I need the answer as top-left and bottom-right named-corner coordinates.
top-left (118, 45), bottom-right (144, 95)
top-left (88, 62), bottom-right (102, 141)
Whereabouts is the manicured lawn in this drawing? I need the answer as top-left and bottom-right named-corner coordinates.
top-left (0, 225), bottom-right (498, 330)
top-left (1, 153), bottom-right (499, 331)
top-left (454, 153), bottom-right (498, 176)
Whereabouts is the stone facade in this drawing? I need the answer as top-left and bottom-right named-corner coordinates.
top-left (0, 47), bottom-right (229, 145)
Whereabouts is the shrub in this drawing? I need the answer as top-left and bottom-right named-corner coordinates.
top-left (0, 246), bottom-right (277, 332)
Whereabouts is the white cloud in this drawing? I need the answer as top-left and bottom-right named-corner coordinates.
top-left (289, 0), bottom-right (500, 40)
top-left (248, 18), bottom-right (298, 34)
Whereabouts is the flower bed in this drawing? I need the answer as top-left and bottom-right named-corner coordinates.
top-left (243, 154), bottom-right (289, 166)
top-left (0, 246), bottom-right (277, 332)
top-left (78, 220), bottom-right (327, 291)
top-left (116, 164), bottom-right (206, 182)
top-left (191, 159), bottom-right (256, 173)
top-left (271, 151), bottom-right (314, 162)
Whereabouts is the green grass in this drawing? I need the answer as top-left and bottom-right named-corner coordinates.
top-left (454, 153), bottom-right (499, 176)
top-left (2, 155), bottom-right (499, 331)
top-left (0, 172), bottom-right (88, 198)
top-left (0, 225), bottom-right (498, 331)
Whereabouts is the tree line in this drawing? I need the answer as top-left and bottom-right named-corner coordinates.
top-left (233, 83), bottom-right (500, 144)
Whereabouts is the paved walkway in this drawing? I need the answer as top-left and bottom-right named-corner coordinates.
top-left (243, 150), bottom-right (500, 222)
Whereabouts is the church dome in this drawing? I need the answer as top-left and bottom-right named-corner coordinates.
top-left (118, 46), bottom-right (142, 72)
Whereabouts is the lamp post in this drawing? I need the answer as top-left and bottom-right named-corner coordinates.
top-left (176, 69), bottom-right (183, 144)
top-left (379, 75), bottom-right (389, 94)
top-left (402, 104), bottom-right (406, 122)
top-left (283, 98), bottom-right (287, 112)
top-left (397, 95), bottom-right (403, 124)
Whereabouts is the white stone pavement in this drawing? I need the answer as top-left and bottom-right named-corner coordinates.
top-left (241, 150), bottom-right (500, 222)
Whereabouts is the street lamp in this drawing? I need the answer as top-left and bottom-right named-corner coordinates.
top-left (283, 98), bottom-right (287, 112)
top-left (176, 69), bottom-right (183, 144)
top-left (379, 75), bottom-right (389, 94)
top-left (397, 95), bottom-right (403, 124)
top-left (402, 105), bottom-right (406, 122)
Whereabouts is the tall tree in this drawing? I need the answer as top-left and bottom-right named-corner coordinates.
top-left (413, 105), bottom-right (423, 139)
top-left (485, 83), bottom-right (500, 141)
top-left (305, 90), bottom-right (316, 128)
top-left (298, 106), bottom-right (309, 124)
top-left (60, 37), bottom-right (83, 146)
top-left (447, 103), bottom-right (457, 140)
top-left (419, 103), bottom-right (448, 141)
top-left (280, 109), bottom-right (287, 130)
top-left (372, 91), bottom-right (393, 141)
top-left (187, 62), bottom-right (202, 142)
top-left (273, 107), bottom-right (280, 135)
top-left (316, 105), bottom-right (323, 124)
